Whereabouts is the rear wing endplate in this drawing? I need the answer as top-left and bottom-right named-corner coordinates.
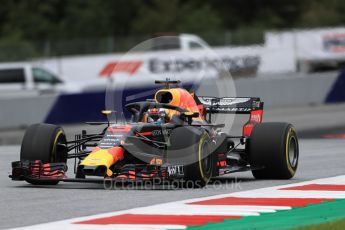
top-left (197, 97), bottom-right (264, 114)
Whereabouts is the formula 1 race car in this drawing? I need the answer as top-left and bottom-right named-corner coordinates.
top-left (10, 79), bottom-right (299, 188)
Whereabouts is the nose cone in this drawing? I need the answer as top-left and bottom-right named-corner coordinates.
top-left (80, 147), bottom-right (124, 177)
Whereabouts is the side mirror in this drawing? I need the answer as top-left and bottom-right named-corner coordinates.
top-left (101, 110), bottom-right (114, 126)
top-left (181, 112), bottom-right (199, 125)
top-left (101, 110), bottom-right (113, 116)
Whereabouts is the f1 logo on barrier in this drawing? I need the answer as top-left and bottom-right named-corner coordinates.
top-left (99, 61), bottom-right (143, 76)
top-left (167, 165), bottom-right (184, 177)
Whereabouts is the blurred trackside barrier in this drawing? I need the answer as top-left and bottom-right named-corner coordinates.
top-left (0, 71), bottom-right (342, 129)
top-left (326, 69), bottom-right (345, 103)
top-left (234, 72), bottom-right (338, 107)
top-left (0, 94), bottom-right (57, 129)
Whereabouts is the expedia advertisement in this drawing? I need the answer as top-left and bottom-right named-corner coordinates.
top-left (148, 55), bottom-right (260, 76)
top-left (97, 52), bottom-right (261, 81)
top-left (37, 47), bottom-right (263, 83)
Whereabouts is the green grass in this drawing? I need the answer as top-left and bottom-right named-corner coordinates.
top-left (187, 199), bottom-right (345, 230)
top-left (295, 219), bottom-right (345, 230)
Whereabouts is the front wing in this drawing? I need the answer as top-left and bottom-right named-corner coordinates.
top-left (10, 160), bottom-right (187, 184)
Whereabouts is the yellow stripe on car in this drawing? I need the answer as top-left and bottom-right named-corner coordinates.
top-left (285, 127), bottom-right (296, 175)
top-left (198, 133), bottom-right (211, 183)
top-left (51, 130), bottom-right (63, 162)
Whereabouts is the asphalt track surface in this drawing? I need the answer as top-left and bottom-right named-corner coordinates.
top-left (1, 104), bottom-right (345, 229)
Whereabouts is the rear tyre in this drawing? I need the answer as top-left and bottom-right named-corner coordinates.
top-left (21, 123), bottom-right (67, 185)
top-left (168, 127), bottom-right (215, 188)
top-left (249, 122), bottom-right (299, 179)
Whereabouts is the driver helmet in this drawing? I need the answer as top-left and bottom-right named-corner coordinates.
top-left (147, 108), bottom-right (166, 124)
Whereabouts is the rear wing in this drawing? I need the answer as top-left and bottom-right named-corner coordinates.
top-left (197, 97), bottom-right (263, 114)
top-left (197, 96), bottom-right (264, 136)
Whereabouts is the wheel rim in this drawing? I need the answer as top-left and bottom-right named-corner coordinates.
top-left (288, 136), bottom-right (298, 168)
top-left (201, 141), bottom-right (212, 175)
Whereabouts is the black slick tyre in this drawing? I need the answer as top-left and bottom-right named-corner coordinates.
top-left (249, 122), bottom-right (299, 179)
top-left (168, 127), bottom-right (215, 188)
top-left (20, 123), bottom-right (67, 185)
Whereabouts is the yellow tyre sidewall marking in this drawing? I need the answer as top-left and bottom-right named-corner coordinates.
top-left (285, 127), bottom-right (296, 175)
top-left (198, 132), bottom-right (211, 183)
top-left (51, 130), bottom-right (63, 162)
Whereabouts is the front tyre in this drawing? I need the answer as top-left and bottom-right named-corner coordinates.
top-left (185, 132), bottom-right (214, 188)
top-left (249, 122), bottom-right (299, 179)
top-left (168, 127), bottom-right (215, 188)
top-left (20, 123), bottom-right (67, 185)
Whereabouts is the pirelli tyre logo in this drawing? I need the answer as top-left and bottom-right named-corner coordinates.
top-left (167, 165), bottom-right (184, 177)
